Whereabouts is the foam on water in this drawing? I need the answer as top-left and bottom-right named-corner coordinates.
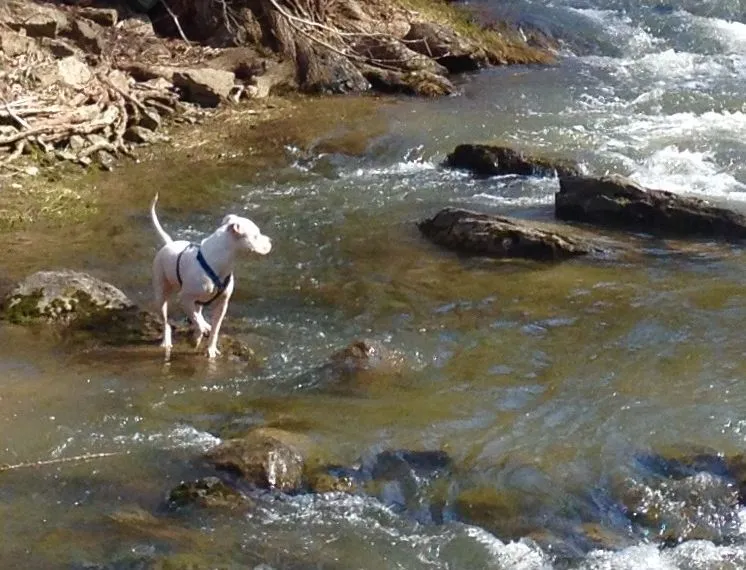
top-left (628, 145), bottom-right (746, 195)
top-left (112, 424), bottom-right (220, 452)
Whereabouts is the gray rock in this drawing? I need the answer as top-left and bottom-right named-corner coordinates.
top-left (173, 68), bottom-right (236, 107)
top-left (65, 17), bottom-right (105, 55)
top-left (556, 174), bottom-right (746, 239)
top-left (0, 270), bottom-right (133, 324)
top-left (0, 29), bottom-right (35, 57)
top-left (97, 149), bottom-right (116, 171)
top-left (78, 7), bottom-right (118, 28)
top-left (40, 37), bottom-right (79, 58)
top-left (138, 108), bottom-right (162, 131)
top-left (418, 207), bottom-right (601, 261)
top-left (117, 15), bottom-right (155, 37)
top-left (1, 0), bottom-right (69, 38)
top-left (124, 125), bottom-right (157, 144)
top-left (56, 56), bottom-right (92, 89)
top-left (445, 144), bottom-right (581, 178)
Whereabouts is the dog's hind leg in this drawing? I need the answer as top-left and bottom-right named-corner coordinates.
top-left (153, 267), bottom-right (173, 351)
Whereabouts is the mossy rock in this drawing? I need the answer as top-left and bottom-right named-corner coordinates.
top-left (454, 486), bottom-right (543, 541)
top-left (307, 466), bottom-right (362, 494)
top-left (168, 476), bottom-right (252, 510)
top-left (204, 427), bottom-right (314, 493)
top-left (1, 270), bottom-right (257, 362)
top-left (0, 270), bottom-right (133, 324)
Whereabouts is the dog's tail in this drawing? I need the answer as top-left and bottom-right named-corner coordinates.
top-left (150, 193), bottom-right (173, 245)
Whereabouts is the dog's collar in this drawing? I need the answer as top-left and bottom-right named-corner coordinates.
top-left (196, 248), bottom-right (232, 293)
top-left (176, 244), bottom-right (233, 307)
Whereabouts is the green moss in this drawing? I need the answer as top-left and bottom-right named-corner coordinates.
top-left (0, 290), bottom-right (45, 324)
top-left (398, 0), bottom-right (555, 65)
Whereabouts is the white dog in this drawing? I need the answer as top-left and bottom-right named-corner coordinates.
top-left (150, 194), bottom-right (271, 358)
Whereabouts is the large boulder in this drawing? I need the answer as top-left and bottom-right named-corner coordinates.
top-left (173, 68), bottom-right (236, 107)
top-left (0, 270), bottom-right (133, 324)
top-left (445, 144), bottom-right (581, 178)
top-left (418, 208), bottom-right (601, 261)
top-left (204, 427), bottom-right (315, 493)
top-left (556, 174), bottom-right (746, 239)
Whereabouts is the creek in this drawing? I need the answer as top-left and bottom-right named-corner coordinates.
top-left (4, 0), bottom-right (746, 568)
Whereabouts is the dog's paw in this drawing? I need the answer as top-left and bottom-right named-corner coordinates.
top-left (207, 346), bottom-right (221, 359)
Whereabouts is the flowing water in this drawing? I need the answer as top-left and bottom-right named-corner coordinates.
top-left (5, 1), bottom-right (746, 568)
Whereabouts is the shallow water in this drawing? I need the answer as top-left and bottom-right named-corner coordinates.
top-left (5, 0), bottom-right (746, 568)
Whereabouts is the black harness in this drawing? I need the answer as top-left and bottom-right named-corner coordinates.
top-left (176, 244), bottom-right (233, 307)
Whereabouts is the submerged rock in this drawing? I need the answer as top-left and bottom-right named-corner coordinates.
top-left (168, 476), bottom-right (252, 510)
top-left (328, 339), bottom-right (404, 375)
top-left (0, 270), bottom-right (133, 324)
top-left (204, 427), bottom-right (313, 493)
top-left (418, 208), bottom-right (602, 261)
top-left (556, 174), bottom-right (746, 239)
top-left (445, 144), bottom-right (581, 178)
top-left (364, 449), bottom-right (453, 480)
top-left (615, 446), bottom-right (746, 545)
top-left (307, 465), bottom-right (362, 494)
top-left (297, 339), bottom-right (407, 393)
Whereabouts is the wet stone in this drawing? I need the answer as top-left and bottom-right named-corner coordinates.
top-left (168, 476), bottom-right (252, 510)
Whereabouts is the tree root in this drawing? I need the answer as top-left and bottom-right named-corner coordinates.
top-left (0, 67), bottom-right (179, 171)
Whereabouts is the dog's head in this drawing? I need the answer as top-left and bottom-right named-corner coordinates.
top-left (222, 214), bottom-right (272, 255)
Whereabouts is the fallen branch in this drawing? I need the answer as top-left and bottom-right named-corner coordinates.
top-left (0, 451), bottom-right (124, 473)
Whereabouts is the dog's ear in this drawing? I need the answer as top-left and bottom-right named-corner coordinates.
top-left (229, 222), bottom-right (244, 236)
top-left (222, 214), bottom-right (237, 226)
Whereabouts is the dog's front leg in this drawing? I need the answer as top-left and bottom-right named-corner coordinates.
top-left (180, 297), bottom-right (212, 339)
top-left (205, 292), bottom-right (231, 359)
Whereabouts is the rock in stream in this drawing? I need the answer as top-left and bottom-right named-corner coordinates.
top-left (556, 174), bottom-right (746, 239)
top-left (418, 207), bottom-right (604, 261)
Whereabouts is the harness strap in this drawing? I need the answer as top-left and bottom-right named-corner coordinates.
top-left (175, 244), bottom-right (233, 307)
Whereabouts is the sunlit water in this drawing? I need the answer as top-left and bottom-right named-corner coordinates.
top-left (4, 0), bottom-right (746, 568)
